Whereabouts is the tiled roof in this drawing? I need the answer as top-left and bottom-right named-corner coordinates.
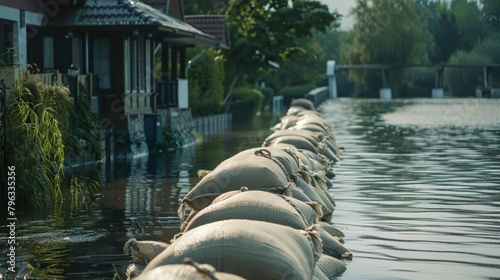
top-left (185, 15), bottom-right (230, 49)
top-left (48, 0), bottom-right (211, 38)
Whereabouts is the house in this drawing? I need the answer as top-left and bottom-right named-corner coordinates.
top-left (25, 0), bottom-right (228, 156)
top-left (0, 0), bottom-right (43, 88)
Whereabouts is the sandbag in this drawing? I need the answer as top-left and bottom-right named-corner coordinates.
top-left (316, 255), bottom-right (347, 278)
top-left (182, 190), bottom-right (323, 232)
top-left (295, 177), bottom-right (334, 219)
top-left (291, 98), bottom-right (315, 111)
top-left (291, 186), bottom-right (313, 203)
top-left (318, 228), bottom-right (352, 259)
top-left (300, 149), bottom-right (332, 170)
top-left (264, 130), bottom-right (323, 147)
top-left (238, 147), bottom-right (301, 180)
top-left (267, 135), bottom-right (319, 154)
top-left (135, 260), bottom-right (246, 280)
top-left (313, 265), bottom-right (329, 280)
top-left (272, 115), bottom-right (298, 131)
top-left (318, 222), bottom-right (345, 238)
top-left (286, 105), bottom-right (309, 116)
top-left (143, 220), bottom-right (323, 280)
top-left (123, 238), bottom-right (169, 265)
top-left (179, 149), bottom-right (291, 214)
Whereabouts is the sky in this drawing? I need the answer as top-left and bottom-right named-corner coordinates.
top-left (320, 0), bottom-right (357, 30)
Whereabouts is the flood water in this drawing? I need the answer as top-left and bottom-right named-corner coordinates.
top-left (2, 98), bottom-right (500, 279)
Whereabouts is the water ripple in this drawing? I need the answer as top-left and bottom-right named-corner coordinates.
top-left (321, 98), bottom-right (500, 280)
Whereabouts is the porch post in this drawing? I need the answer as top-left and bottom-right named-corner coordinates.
top-left (179, 47), bottom-right (186, 79)
top-left (171, 45), bottom-right (178, 80)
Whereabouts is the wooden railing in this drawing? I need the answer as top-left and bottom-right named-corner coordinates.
top-left (124, 92), bottom-right (153, 114)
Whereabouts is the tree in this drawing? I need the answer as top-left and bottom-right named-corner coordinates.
top-left (343, 0), bottom-right (431, 97)
top-left (222, 0), bottom-right (338, 102)
top-left (433, 10), bottom-right (463, 62)
top-left (481, 0), bottom-right (500, 33)
top-left (452, 0), bottom-right (486, 50)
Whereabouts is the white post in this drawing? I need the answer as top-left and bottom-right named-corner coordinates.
top-left (432, 88), bottom-right (444, 98)
top-left (379, 88), bottom-right (392, 99)
top-left (326, 60), bottom-right (337, 99)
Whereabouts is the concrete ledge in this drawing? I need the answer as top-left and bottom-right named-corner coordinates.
top-left (432, 88), bottom-right (444, 98)
top-left (306, 86), bottom-right (329, 107)
top-left (492, 89), bottom-right (500, 98)
top-left (379, 88), bottom-right (392, 99)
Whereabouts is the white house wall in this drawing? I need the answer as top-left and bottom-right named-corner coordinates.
top-left (0, 5), bottom-right (43, 69)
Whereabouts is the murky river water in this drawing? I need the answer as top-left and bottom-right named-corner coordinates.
top-left (1, 98), bottom-right (500, 279)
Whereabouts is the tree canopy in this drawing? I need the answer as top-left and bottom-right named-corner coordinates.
top-left (343, 0), bottom-right (431, 97)
top-left (224, 0), bottom-right (338, 73)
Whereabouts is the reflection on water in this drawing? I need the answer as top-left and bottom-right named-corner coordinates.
top-left (321, 98), bottom-right (500, 280)
top-left (2, 99), bottom-right (499, 279)
top-left (0, 115), bottom-right (275, 279)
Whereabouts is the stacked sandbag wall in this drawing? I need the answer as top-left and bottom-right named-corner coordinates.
top-left (124, 98), bottom-right (351, 280)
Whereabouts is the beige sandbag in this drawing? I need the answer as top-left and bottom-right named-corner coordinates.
top-left (291, 187), bottom-right (313, 203)
top-left (318, 221), bottom-right (345, 238)
top-left (272, 115), bottom-right (298, 131)
top-left (263, 130), bottom-right (323, 149)
top-left (238, 147), bottom-right (301, 180)
top-left (267, 135), bottom-right (319, 154)
top-left (286, 105), bottom-right (309, 116)
top-left (316, 255), bottom-right (347, 278)
top-left (318, 228), bottom-right (352, 260)
top-left (123, 238), bottom-right (169, 265)
top-left (291, 98), bottom-right (315, 110)
top-left (143, 220), bottom-right (322, 280)
top-left (182, 190), bottom-right (322, 232)
top-left (300, 149), bottom-right (333, 169)
top-left (295, 177), bottom-right (334, 218)
top-left (179, 149), bottom-right (291, 214)
top-left (135, 259), bottom-right (246, 280)
top-left (313, 265), bottom-right (329, 280)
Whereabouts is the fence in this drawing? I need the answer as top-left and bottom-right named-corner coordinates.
top-left (192, 113), bottom-right (232, 138)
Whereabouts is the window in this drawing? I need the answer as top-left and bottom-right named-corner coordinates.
top-left (93, 37), bottom-right (111, 89)
top-left (43, 37), bottom-right (54, 71)
top-left (125, 36), bottom-right (151, 94)
top-left (0, 20), bottom-right (14, 65)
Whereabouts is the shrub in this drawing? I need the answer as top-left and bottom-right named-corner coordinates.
top-left (444, 50), bottom-right (493, 96)
top-left (2, 78), bottom-right (65, 210)
top-left (188, 48), bottom-right (225, 117)
top-left (278, 83), bottom-right (316, 107)
top-left (229, 87), bottom-right (264, 122)
top-left (473, 32), bottom-right (500, 63)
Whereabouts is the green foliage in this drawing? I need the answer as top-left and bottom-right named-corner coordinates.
top-left (278, 35), bottom-right (327, 87)
top-left (66, 94), bottom-right (101, 155)
top-left (452, 0), bottom-right (486, 50)
top-left (3, 79), bottom-right (65, 209)
top-left (188, 48), bottom-right (225, 116)
top-left (481, 0), bottom-right (500, 33)
top-left (69, 166), bottom-right (100, 213)
top-left (223, 0), bottom-right (338, 83)
top-left (229, 87), bottom-right (264, 122)
top-left (433, 10), bottom-right (463, 63)
top-left (473, 32), bottom-right (500, 63)
top-left (278, 83), bottom-right (316, 107)
top-left (345, 0), bottom-right (431, 97)
top-left (444, 50), bottom-right (493, 97)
